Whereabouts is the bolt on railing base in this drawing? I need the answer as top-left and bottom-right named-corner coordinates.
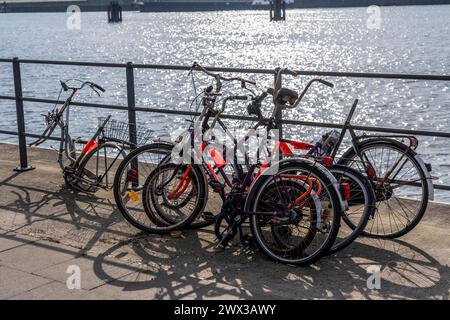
top-left (13, 166), bottom-right (35, 172)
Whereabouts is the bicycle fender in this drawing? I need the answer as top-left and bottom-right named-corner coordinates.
top-left (294, 179), bottom-right (323, 228)
top-left (414, 154), bottom-right (434, 201)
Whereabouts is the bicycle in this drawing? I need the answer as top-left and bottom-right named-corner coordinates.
top-left (29, 79), bottom-right (153, 193)
top-left (114, 63), bottom-right (347, 265)
top-left (332, 101), bottom-right (434, 238)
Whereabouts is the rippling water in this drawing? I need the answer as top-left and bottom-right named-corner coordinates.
top-left (0, 6), bottom-right (449, 201)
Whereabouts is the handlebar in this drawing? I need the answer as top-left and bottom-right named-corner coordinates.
top-left (60, 80), bottom-right (106, 95)
top-left (272, 68), bottom-right (334, 109)
top-left (191, 62), bottom-right (256, 93)
top-left (90, 82), bottom-right (105, 93)
top-left (210, 95), bottom-right (252, 128)
top-left (317, 79), bottom-right (334, 88)
top-left (30, 80), bottom-right (105, 146)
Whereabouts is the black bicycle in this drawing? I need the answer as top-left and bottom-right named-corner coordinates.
top-left (305, 99), bottom-right (434, 239)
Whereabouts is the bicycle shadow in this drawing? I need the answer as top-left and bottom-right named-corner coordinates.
top-left (91, 229), bottom-right (450, 300)
top-left (0, 173), bottom-right (138, 253)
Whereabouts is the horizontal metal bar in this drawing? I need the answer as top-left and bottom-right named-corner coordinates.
top-left (0, 129), bottom-right (18, 136)
top-left (0, 130), bottom-right (60, 141)
top-left (1, 58), bottom-right (450, 81)
top-left (287, 70), bottom-right (450, 81)
top-left (436, 185), bottom-right (450, 191)
top-left (281, 119), bottom-right (450, 138)
top-left (0, 95), bottom-right (129, 111)
top-left (134, 63), bottom-right (450, 81)
top-left (16, 59), bottom-right (127, 68)
top-left (132, 63), bottom-right (275, 75)
top-left (1, 94), bottom-right (450, 138)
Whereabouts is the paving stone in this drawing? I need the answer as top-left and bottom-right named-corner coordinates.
top-left (0, 240), bottom-right (78, 273)
top-left (0, 234), bottom-right (36, 252)
top-left (8, 281), bottom-right (114, 300)
top-left (35, 255), bottom-right (136, 290)
top-left (0, 266), bottom-right (52, 299)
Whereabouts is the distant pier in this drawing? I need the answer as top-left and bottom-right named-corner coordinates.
top-left (270, 0), bottom-right (286, 21)
top-left (107, 1), bottom-right (122, 22)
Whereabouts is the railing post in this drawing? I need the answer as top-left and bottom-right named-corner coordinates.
top-left (12, 57), bottom-right (34, 172)
top-left (126, 62), bottom-right (139, 186)
top-left (274, 72), bottom-right (283, 139)
top-left (126, 62), bottom-right (138, 147)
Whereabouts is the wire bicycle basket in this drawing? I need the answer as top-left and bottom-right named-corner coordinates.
top-left (98, 117), bottom-right (154, 147)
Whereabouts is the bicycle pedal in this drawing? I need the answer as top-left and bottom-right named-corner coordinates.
top-left (128, 184), bottom-right (144, 192)
top-left (216, 230), bottom-right (234, 249)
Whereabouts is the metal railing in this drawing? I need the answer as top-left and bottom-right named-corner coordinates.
top-left (0, 57), bottom-right (449, 191)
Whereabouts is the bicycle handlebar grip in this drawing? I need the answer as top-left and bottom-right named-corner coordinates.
top-left (284, 69), bottom-right (299, 76)
top-left (92, 83), bottom-right (106, 92)
top-left (233, 95), bottom-right (250, 101)
top-left (267, 88), bottom-right (275, 96)
top-left (319, 79), bottom-right (334, 88)
top-left (254, 91), bottom-right (268, 103)
top-left (60, 80), bottom-right (69, 91)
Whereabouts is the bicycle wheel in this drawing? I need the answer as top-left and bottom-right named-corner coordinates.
top-left (141, 162), bottom-right (205, 228)
top-left (245, 160), bottom-right (341, 265)
top-left (327, 165), bottom-right (375, 255)
top-left (113, 142), bottom-right (208, 234)
top-left (338, 138), bottom-right (429, 238)
top-left (65, 142), bottom-right (126, 193)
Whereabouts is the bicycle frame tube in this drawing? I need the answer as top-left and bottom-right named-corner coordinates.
top-left (96, 144), bottom-right (125, 189)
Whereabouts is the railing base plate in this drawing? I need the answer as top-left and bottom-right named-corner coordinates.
top-left (14, 166), bottom-right (35, 172)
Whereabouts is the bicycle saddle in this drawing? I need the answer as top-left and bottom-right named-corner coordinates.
top-left (275, 87), bottom-right (298, 105)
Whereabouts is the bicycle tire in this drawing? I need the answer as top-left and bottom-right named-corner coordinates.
top-left (338, 138), bottom-right (429, 239)
top-left (327, 165), bottom-right (375, 255)
top-left (246, 160), bottom-right (341, 265)
top-left (113, 142), bottom-right (208, 234)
